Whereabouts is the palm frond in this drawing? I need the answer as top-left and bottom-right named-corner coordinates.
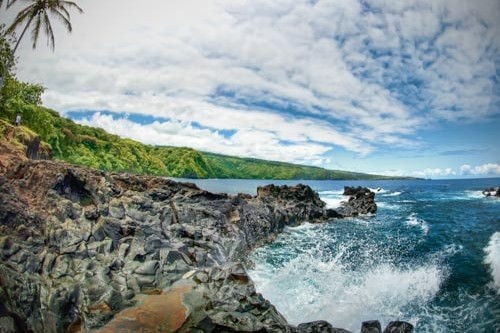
top-left (53, 3), bottom-right (70, 20)
top-left (58, 1), bottom-right (83, 14)
top-left (30, 13), bottom-right (42, 49)
top-left (42, 10), bottom-right (55, 50)
top-left (48, 7), bottom-right (72, 32)
top-left (6, 4), bottom-right (36, 34)
top-left (1, 0), bottom-right (19, 9)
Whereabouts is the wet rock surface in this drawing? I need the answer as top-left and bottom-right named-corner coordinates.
top-left (337, 186), bottom-right (377, 216)
top-left (0, 144), bottom-right (410, 332)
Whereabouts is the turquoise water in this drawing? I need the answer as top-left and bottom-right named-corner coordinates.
top-left (176, 178), bottom-right (500, 332)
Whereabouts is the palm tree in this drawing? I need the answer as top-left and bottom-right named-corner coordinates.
top-left (4, 0), bottom-right (83, 54)
top-left (0, 0), bottom-right (83, 90)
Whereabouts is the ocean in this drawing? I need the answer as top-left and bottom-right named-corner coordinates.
top-left (174, 178), bottom-right (500, 332)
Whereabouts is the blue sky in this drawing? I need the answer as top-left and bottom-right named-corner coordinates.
top-left (3, 0), bottom-right (500, 178)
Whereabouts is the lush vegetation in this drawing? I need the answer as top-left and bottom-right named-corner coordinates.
top-left (0, 101), bottom-right (408, 179)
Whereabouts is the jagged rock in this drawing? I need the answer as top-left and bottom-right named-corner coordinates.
top-left (296, 320), bottom-right (352, 333)
top-left (382, 321), bottom-right (414, 333)
top-left (336, 186), bottom-right (377, 216)
top-left (361, 320), bottom-right (382, 333)
top-left (0, 142), bottom-right (387, 333)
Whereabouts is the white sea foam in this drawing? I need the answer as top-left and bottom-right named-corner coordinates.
top-left (406, 213), bottom-right (429, 234)
top-left (318, 190), bottom-right (344, 195)
top-left (384, 191), bottom-right (403, 197)
top-left (484, 232), bottom-right (500, 291)
top-left (369, 187), bottom-right (387, 194)
top-left (249, 250), bottom-right (442, 332)
top-left (377, 202), bottom-right (400, 210)
top-left (322, 197), bottom-right (346, 209)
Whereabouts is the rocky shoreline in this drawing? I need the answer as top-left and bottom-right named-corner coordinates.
top-left (0, 138), bottom-right (412, 333)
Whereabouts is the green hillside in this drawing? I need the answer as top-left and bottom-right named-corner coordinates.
top-left (0, 74), bottom-right (409, 180)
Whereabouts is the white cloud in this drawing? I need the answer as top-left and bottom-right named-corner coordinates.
top-left (2, 0), bottom-right (499, 167)
top-left (375, 163), bottom-right (500, 179)
top-left (77, 112), bottom-right (333, 164)
top-left (460, 163), bottom-right (500, 176)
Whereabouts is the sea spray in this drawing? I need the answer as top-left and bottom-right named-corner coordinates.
top-left (248, 222), bottom-right (443, 332)
top-left (406, 213), bottom-right (430, 234)
top-left (484, 231), bottom-right (500, 291)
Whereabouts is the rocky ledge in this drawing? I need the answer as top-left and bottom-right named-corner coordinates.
top-left (0, 140), bottom-right (408, 333)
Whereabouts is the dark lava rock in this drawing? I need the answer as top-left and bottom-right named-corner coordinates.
top-left (0, 140), bottom-right (387, 333)
top-left (361, 320), bottom-right (382, 333)
top-left (336, 186), bottom-right (377, 216)
top-left (296, 320), bottom-right (352, 333)
top-left (383, 321), bottom-right (414, 333)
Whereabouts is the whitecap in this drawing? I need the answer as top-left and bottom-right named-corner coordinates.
top-left (484, 231), bottom-right (500, 291)
top-left (377, 202), bottom-right (400, 210)
top-left (406, 213), bottom-right (429, 234)
top-left (369, 187), bottom-right (387, 194)
top-left (384, 191), bottom-right (403, 197)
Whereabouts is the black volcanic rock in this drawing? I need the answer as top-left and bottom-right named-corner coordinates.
top-left (361, 320), bottom-right (382, 333)
top-left (0, 143), bottom-right (391, 333)
top-left (296, 320), bottom-right (352, 333)
top-left (382, 321), bottom-right (414, 333)
top-left (336, 186), bottom-right (377, 216)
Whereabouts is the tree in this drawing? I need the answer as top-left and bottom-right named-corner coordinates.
top-left (0, 0), bottom-right (83, 90)
top-left (3, 0), bottom-right (83, 53)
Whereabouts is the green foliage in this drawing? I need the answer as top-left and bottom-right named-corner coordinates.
top-left (0, 75), bottom-right (45, 121)
top-left (0, 101), bottom-right (409, 179)
top-left (0, 24), bottom-right (15, 78)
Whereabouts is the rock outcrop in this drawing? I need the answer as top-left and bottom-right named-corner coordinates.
top-left (0, 142), bottom-right (410, 333)
top-left (482, 187), bottom-right (500, 197)
top-left (336, 186), bottom-right (377, 216)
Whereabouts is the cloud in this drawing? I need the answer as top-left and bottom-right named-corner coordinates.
top-left (76, 112), bottom-right (334, 164)
top-left (460, 163), bottom-right (500, 176)
top-left (375, 163), bottom-right (500, 179)
top-left (2, 0), bottom-right (500, 166)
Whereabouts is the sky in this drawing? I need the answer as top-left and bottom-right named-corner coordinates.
top-left (2, 0), bottom-right (500, 179)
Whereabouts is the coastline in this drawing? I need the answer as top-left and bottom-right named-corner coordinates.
top-left (0, 138), bottom-right (409, 333)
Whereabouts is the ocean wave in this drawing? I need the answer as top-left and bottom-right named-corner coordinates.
top-left (249, 251), bottom-right (442, 332)
top-left (484, 231), bottom-right (500, 291)
top-left (369, 187), bottom-right (388, 194)
top-left (377, 202), bottom-right (398, 210)
top-left (406, 213), bottom-right (429, 234)
top-left (464, 190), bottom-right (486, 199)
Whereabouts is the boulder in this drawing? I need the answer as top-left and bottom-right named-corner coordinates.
top-left (336, 186), bottom-right (377, 216)
top-left (382, 321), bottom-right (414, 333)
top-left (361, 320), bottom-right (382, 333)
top-left (296, 320), bottom-right (352, 333)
